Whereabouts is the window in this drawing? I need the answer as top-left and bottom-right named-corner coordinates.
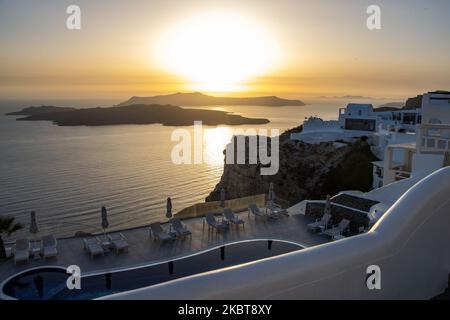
top-left (437, 140), bottom-right (446, 149)
top-left (442, 129), bottom-right (450, 139)
top-left (345, 119), bottom-right (376, 131)
top-left (375, 167), bottom-right (383, 178)
top-left (427, 138), bottom-right (436, 148)
top-left (402, 113), bottom-right (417, 124)
top-left (427, 128), bottom-right (441, 137)
top-left (429, 118), bottom-right (442, 124)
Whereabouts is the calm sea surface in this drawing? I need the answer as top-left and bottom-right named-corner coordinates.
top-left (0, 97), bottom-right (393, 239)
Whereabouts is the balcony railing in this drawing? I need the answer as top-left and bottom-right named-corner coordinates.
top-left (395, 170), bottom-right (411, 181)
top-left (420, 136), bottom-right (450, 152)
top-left (419, 124), bottom-right (450, 153)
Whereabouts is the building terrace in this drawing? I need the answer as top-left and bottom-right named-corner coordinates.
top-left (0, 210), bottom-right (331, 284)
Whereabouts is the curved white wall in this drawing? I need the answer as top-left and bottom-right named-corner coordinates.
top-left (103, 167), bottom-right (450, 300)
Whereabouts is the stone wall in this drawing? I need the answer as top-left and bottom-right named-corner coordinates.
top-left (175, 194), bottom-right (266, 219)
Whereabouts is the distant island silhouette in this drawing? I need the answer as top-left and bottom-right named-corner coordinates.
top-left (6, 106), bottom-right (77, 115)
top-left (117, 92), bottom-right (305, 107)
top-left (6, 104), bottom-right (270, 127)
top-left (374, 102), bottom-right (405, 112)
top-left (316, 95), bottom-right (373, 100)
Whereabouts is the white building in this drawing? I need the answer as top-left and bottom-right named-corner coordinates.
top-left (338, 103), bottom-right (377, 133)
top-left (375, 109), bottom-right (421, 132)
top-left (289, 92), bottom-right (449, 190)
top-left (289, 91), bottom-right (449, 225)
top-left (291, 103), bottom-right (421, 144)
top-left (377, 91), bottom-right (450, 188)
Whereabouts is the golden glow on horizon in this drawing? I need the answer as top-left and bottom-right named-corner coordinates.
top-left (2, 3), bottom-right (450, 100)
top-left (154, 11), bottom-right (281, 93)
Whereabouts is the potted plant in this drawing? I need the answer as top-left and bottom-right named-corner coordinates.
top-left (0, 216), bottom-right (23, 259)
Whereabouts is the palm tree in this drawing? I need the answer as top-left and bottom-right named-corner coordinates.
top-left (0, 216), bottom-right (23, 259)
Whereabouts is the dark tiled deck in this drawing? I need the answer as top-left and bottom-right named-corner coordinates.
top-left (0, 212), bottom-right (330, 283)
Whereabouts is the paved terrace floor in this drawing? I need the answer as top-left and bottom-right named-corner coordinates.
top-left (0, 212), bottom-right (330, 283)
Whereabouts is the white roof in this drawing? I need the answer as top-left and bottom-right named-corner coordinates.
top-left (372, 161), bottom-right (384, 167)
top-left (347, 103), bottom-right (373, 109)
top-left (388, 141), bottom-right (417, 150)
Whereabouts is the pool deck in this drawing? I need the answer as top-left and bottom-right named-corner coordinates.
top-left (0, 211), bottom-right (330, 283)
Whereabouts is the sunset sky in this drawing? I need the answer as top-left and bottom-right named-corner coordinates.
top-left (1, 0), bottom-right (450, 100)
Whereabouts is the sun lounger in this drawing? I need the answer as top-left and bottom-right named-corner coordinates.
top-left (223, 208), bottom-right (245, 227)
top-left (83, 237), bottom-right (104, 258)
top-left (171, 218), bottom-right (192, 237)
top-left (275, 207), bottom-right (289, 217)
top-left (41, 235), bottom-right (58, 259)
top-left (149, 222), bottom-right (174, 242)
top-left (14, 239), bottom-right (30, 265)
top-left (307, 213), bottom-right (332, 232)
top-left (266, 203), bottom-right (289, 219)
top-left (206, 212), bottom-right (229, 232)
top-left (323, 219), bottom-right (350, 238)
top-left (108, 233), bottom-right (129, 253)
top-left (248, 204), bottom-right (268, 219)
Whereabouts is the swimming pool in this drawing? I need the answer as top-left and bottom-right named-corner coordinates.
top-left (1, 239), bottom-right (303, 300)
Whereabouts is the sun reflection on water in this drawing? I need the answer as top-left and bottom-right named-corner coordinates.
top-left (203, 126), bottom-right (234, 166)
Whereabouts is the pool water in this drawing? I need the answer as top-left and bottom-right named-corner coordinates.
top-left (2, 240), bottom-right (302, 300)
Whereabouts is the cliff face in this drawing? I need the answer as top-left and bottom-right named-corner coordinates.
top-left (375, 95), bottom-right (423, 112)
top-left (404, 95), bottom-right (423, 109)
top-left (206, 128), bottom-right (376, 205)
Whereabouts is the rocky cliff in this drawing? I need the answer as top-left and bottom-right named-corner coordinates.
top-left (404, 95), bottom-right (423, 110)
top-left (206, 127), bottom-right (376, 205)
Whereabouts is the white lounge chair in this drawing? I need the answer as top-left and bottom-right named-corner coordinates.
top-left (41, 235), bottom-right (58, 259)
top-left (266, 203), bottom-right (289, 218)
top-left (171, 219), bottom-right (192, 238)
top-left (223, 208), bottom-right (245, 227)
top-left (248, 204), bottom-right (268, 219)
top-left (206, 212), bottom-right (229, 232)
top-left (14, 239), bottom-right (30, 265)
top-left (108, 233), bottom-right (129, 253)
top-left (307, 213), bottom-right (332, 232)
top-left (323, 219), bottom-right (350, 238)
top-left (83, 237), bottom-right (104, 258)
top-left (149, 222), bottom-right (174, 242)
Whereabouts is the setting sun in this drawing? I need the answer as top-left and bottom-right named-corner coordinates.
top-left (154, 11), bottom-right (281, 92)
